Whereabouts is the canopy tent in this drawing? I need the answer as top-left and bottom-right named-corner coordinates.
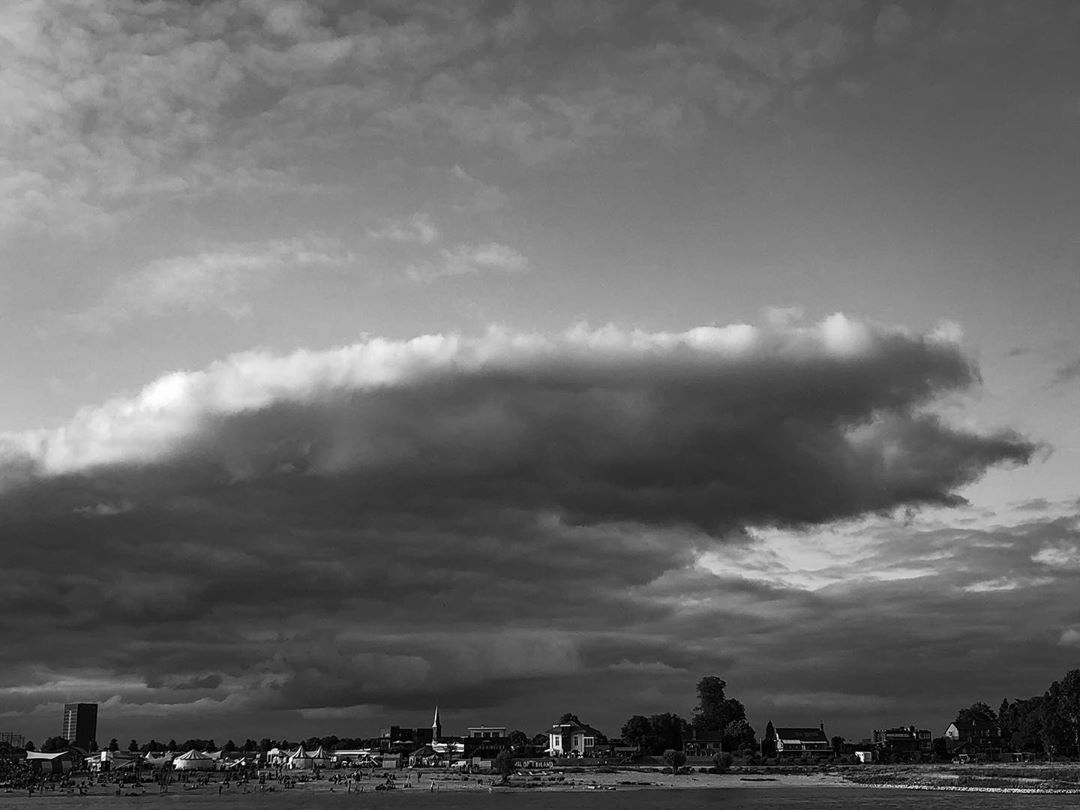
top-left (307, 745), bottom-right (332, 767)
top-left (286, 745), bottom-right (313, 769)
top-left (172, 749), bottom-right (216, 771)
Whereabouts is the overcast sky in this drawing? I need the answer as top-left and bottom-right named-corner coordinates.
top-left (1, 0), bottom-right (1079, 748)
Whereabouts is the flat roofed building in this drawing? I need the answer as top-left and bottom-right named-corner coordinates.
top-left (467, 726), bottom-right (507, 739)
top-left (62, 703), bottom-right (98, 750)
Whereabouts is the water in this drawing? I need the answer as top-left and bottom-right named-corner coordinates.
top-left (2, 788), bottom-right (1078, 810)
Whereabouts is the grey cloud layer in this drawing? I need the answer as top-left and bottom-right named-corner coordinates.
top-left (0, 318), bottom-right (1041, 738)
top-left (6, 0), bottom-right (1074, 234)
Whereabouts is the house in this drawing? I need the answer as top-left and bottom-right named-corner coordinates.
top-left (548, 719), bottom-right (602, 756)
top-left (762, 724), bottom-right (831, 759)
top-left (944, 719), bottom-right (1001, 760)
top-left (683, 729), bottom-right (724, 758)
top-left (872, 726), bottom-right (932, 762)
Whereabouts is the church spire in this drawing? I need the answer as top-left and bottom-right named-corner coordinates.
top-left (432, 705), bottom-right (442, 742)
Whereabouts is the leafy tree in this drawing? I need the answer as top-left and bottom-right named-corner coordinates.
top-left (41, 736), bottom-right (70, 753)
top-left (651, 713), bottom-right (687, 754)
top-left (663, 749), bottom-right (686, 774)
top-left (108, 739), bottom-right (119, 752)
top-left (494, 749), bottom-right (515, 783)
top-left (243, 739), bottom-right (259, 752)
top-left (24, 741), bottom-right (35, 752)
top-left (955, 702), bottom-right (997, 725)
top-left (140, 740), bottom-right (164, 754)
top-left (621, 715), bottom-right (654, 753)
top-left (692, 676), bottom-right (755, 751)
top-left (831, 736), bottom-right (845, 756)
top-left (89, 740), bottom-right (99, 753)
top-left (167, 740), bottom-right (178, 752)
top-left (222, 740), bottom-right (237, 753)
top-left (258, 738), bottom-right (272, 753)
top-left (530, 733), bottom-right (548, 748)
top-left (713, 752), bottom-right (733, 772)
top-left (761, 721), bottom-right (776, 757)
top-left (557, 713), bottom-right (582, 725)
top-left (1056, 669), bottom-right (1080, 758)
top-left (507, 730), bottom-right (529, 753)
top-left (128, 739), bottom-right (139, 752)
top-left (723, 718), bottom-right (757, 754)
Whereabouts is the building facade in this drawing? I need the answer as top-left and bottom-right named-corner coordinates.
top-left (872, 725), bottom-right (932, 762)
top-left (762, 724), bottom-right (832, 759)
top-left (548, 720), bottom-right (601, 756)
top-left (62, 703), bottom-right (98, 750)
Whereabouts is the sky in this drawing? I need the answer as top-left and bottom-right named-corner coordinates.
top-left (1, 0), bottom-right (1079, 748)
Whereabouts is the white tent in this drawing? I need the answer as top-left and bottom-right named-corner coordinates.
top-left (286, 746), bottom-right (313, 770)
top-left (307, 745), bottom-right (332, 768)
top-left (144, 752), bottom-right (175, 769)
top-left (172, 749), bottom-right (216, 771)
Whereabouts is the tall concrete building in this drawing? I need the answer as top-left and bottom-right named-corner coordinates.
top-left (62, 703), bottom-right (98, 750)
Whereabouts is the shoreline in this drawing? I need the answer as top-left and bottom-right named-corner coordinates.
top-left (7, 766), bottom-right (1080, 798)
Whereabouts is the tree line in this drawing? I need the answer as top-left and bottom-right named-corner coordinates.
top-left (619, 676), bottom-right (756, 756)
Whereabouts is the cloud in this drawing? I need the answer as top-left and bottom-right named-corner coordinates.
top-left (873, 5), bottom-right (913, 50)
top-left (0, 1), bottom-right (881, 236)
top-left (70, 238), bottom-right (353, 330)
top-left (367, 213), bottom-right (440, 245)
top-left (1051, 356), bottom-right (1080, 386)
top-left (406, 241), bottom-right (529, 282)
top-left (0, 315), bottom-right (1044, 741)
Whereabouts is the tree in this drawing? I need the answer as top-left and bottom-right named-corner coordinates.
top-left (128, 739), bottom-right (139, 752)
top-left (24, 741), bottom-right (35, 752)
top-left (692, 676), bottom-right (755, 752)
top-left (108, 739), bottom-right (119, 752)
top-left (258, 738), bottom-right (272, 753)
top-left (955, 702), bottom-right (997, 725)
top-left (621, 715), bottom-right (654, 753)
top-left (557, 713), bottom-right (582, 725)
top-left (723, 718), bottom-right (756, 754)
top-left (650, 713), bottom-right (687, 754)
top-left (831, 736), bottom-right (845, 756)
top-left (663, 749), bottom-right (686, 774)
top-left (1056, 669), bottom-right (1080, 758)
top-left (530, 733), bottom-right (548, 748)
top-left (222, 740), bottom-right (237, 753)
top-left (167, 740), bottom-right (178, 752)
top-left (41, 736), bottom-right (70, 753)
top-left (494, 749), bottom-right (515, 783)
top-left (761, 722), bottom-right (776, 757)
top-left (507, 730), bottom-right (529, 753)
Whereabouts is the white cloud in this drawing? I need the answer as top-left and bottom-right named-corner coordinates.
top-left (368, 213), bottom-right (440, 245)
top-left (1060, 627), bottom-right (1080, 647)
top-left (407, 241), bottom-right (529, 282)
top-left (72, 238), bottom-right (353, 330)
top-left (1032, 543), bottom-right (1080, 570)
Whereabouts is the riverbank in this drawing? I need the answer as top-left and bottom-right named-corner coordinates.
top-left (5, 764), bottom-right (1079, 799)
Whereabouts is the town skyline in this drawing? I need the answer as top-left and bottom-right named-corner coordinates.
top-left (2, 2), bottom-right (1079, 748)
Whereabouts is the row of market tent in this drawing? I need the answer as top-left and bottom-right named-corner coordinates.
top-left (25, 741), bottom-right (468, 776)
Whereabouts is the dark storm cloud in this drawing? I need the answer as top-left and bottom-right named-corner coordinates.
top-left (0, 319), bottom-right (1039, 738)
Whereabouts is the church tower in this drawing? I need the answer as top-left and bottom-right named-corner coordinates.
top-left (432, 705), bottom-right (442, 742)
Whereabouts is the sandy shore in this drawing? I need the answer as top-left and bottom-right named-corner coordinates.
top-left (1, 769), bottom-right (854, 802)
